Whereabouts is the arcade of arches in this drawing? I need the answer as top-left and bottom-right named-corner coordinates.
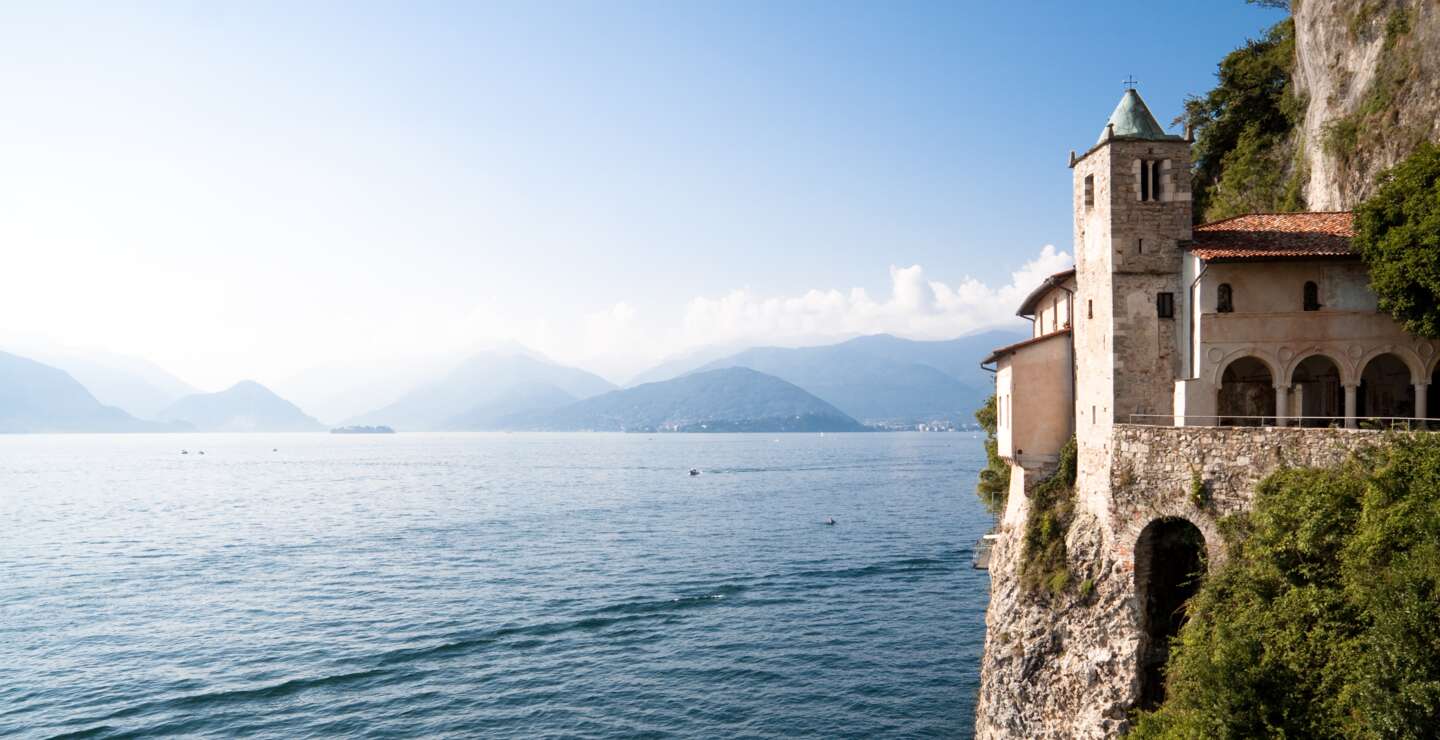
top-left (1217, 352), bottom-right (1436, 428)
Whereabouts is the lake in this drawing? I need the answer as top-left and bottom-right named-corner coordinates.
top-left (0, 432), bottom-right (992, 738)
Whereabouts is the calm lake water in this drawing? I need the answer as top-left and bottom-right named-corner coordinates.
top-left (0, 432), bottom-right (992, 738)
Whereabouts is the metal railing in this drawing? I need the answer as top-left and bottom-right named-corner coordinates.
top-left (972, 532), bottom-right (999, 570)
top-left (1128, 414), bottom-right (1440, 430)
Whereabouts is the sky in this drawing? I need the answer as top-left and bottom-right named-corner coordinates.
top-left (0, 1), bottom-right (1288, 389)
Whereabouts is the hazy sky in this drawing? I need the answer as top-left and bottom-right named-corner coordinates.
top-left (0, 1), bottom-right (1286, 388)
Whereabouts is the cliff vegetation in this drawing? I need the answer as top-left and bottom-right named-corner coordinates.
top-left (1186, 0), bottom-right (1436, 220)
top-left (975, 394), bottom-right (1010, 515)
top-left (1353, 142), bottom-right (1440, 338)
top-left (1183, 16), bottom-right (1306, 223)
top-left (1132, 435), bottom-right (1440, 737)
top-left (1019, 436), bottom-right (1077, 596)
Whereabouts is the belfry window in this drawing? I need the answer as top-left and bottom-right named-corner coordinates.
top-left (1084, 175), bottom-right (1095, 209)
top-left (1217, 283), bottom-right (1233, 313)
top-left (1303, 281), bottom-right (1321, 311)
top-left (1138, 160), bottom-right (1165, 202)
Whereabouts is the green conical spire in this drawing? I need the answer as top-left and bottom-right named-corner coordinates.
top-left (1097, 88), bottom-right (1176, 144)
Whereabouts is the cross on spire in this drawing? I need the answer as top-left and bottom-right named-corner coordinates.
top-left (1122, 75), bottom-right (1139, 91)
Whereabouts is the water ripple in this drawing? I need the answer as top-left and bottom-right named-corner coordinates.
top-left (0, 432), bottom-right (991, 739)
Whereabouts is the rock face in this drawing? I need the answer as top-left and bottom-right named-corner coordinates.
top-left (975, 425), bottom-right (1384, 737)
top-left (1294, 0), bottom-right (1440, 209)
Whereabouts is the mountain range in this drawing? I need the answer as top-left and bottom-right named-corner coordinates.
top-left (0, 351), bottom-right (180, 433)
top-left (158, 381), bottom-right (326, 432)
top-left (343, 349), bottom-right (617, 431)
top-left (0, 330), bottom-right (1019, 433)
top-left (630, 330), bottom-right (1021, 425)
top-left (503, 367), bottom-right (867, 432)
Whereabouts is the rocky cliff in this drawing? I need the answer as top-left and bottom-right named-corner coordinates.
top-left (1294, 0), bottom-right (1440, 209)
top-left (1187, 0), bottom-right (1439, 223)
top-left (975, 427), bottom-right (1384, 737)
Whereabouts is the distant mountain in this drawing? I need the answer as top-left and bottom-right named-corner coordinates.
top-left (39, 354), bottom-right (197, 419)
top-left (272, 354), bottom-right (463, 426)
top-left (830, 330), bottom-right (1026, 391)
top-left (0, 351), bottom-right (179, 433)
top-left (347, 349), bottom-right (617, 431)
top-left (624, 343), bottom-right (751, 387)
top-left (441, 382), bottom-right (577, 430)
top-left (682, 331), bottom-right (1026, 425)
top-left (503, 367), bottom-right (868, 432)
top-left (0, 343), bottom-right (199, 419)
top-left (158, 381), bottom-right (325, 432)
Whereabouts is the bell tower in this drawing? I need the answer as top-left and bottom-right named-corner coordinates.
top-left (1069, 87), bottom-right (1192, 505)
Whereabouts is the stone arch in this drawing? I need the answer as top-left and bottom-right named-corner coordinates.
top-left (1358, 351), bottom-right (1416, 422)
top-left (1288, 353), bottom-right (1346, 427)
top-left (1134, 517), bottom-right (1207, 712)
top-left (1209, 347), bottom-right (1280, 388)
top-left (1356, 345), bottom-right (1426, 385)
top-left (1423, 343), bottom-right (1440, 379)
top-left (1217, 354), bottom-right (1276, 426)
top-left (1283, 348), bottom-right (1356, 387)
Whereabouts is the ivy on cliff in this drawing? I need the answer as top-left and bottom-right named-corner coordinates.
top-left (1354, 142), bottom-right (1440, 338)
top-left (1325, 5), bottom-right (1419, 166)
top-left (1182, 16), bottom-right (1306, 223)
top-left (1019, 436), bottom-right (1077, 596)
top-left (975, 394), bottom-right (1010, 515)
top-left (1132, 434), bottom-right (1440, 737)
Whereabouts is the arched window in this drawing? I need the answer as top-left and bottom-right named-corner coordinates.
top-left (1137, 160), bottom-right (1165, 202)
top-left (1216, 283), bottom-right (1233, 313)
top-left (1303, 281), bottom-right (1321, 311)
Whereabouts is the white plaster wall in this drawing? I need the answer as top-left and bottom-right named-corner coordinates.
top-left (1194, 260), bottom-right (1438, 390)
top-left (1200, 260), bottom-right (1375, 314)
top-left (1030, 283), bottom-right (1075, 338)
top-left (996, 362), bottom-right (1014, 458)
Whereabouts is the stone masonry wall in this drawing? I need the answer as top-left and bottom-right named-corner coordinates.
top-left (976, 425), bottom-right (1387, 738)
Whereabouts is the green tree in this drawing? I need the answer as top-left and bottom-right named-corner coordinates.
top-left (1181, 18), bottom-right (1304, 222)
top-left (1132, 435), bottom-right (1440, 737)
top-left (975, 394), bottom-right (1009, 514)
top-left (1353, 142), bottom-right (1440, 338)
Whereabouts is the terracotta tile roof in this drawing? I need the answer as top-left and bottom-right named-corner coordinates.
top-left (1187, 212), bottom-right (1355, 261)
top-left (982, 328), bottom-right (1071, 366)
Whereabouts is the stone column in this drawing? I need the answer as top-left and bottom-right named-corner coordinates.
top-left (1415, 381), bottom-right (1429, 429)
top-left (1275, 385), bottom-right (1289, 427)
top-left (1344, 384), bottom-right (1358, 429)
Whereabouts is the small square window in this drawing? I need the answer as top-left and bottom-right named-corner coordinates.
top-left (1157, 292), bottom-right (1174, 319)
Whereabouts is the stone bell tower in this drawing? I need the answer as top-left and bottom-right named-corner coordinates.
top-left (1069, 87), bottom-right (1192, 514)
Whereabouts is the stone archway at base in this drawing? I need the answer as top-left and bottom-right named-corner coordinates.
top-left (1134, 517), bottom-right (1207, 711)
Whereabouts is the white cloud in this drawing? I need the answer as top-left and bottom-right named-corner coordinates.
top-left (677, 244), bottom-right (1073, 351)
top-left (504, 243), bottom-right (1073, 382)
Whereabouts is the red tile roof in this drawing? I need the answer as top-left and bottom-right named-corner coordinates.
top-left (1187, 212), bottom-right (1355, 261)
